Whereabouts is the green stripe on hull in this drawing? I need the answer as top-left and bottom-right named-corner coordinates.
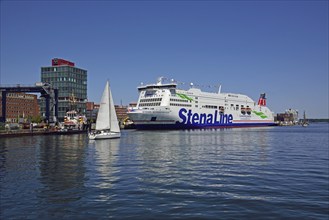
top-left (176, 93), bottom-right (194, 101)
top-left (252, 110), bottom-right (268, 119)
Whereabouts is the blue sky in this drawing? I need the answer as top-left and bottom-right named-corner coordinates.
top-left (1, 0), bottom-right (328, 118)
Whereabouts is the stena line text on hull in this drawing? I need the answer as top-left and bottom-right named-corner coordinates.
top-left (178, 108), bottom-right (233, 125)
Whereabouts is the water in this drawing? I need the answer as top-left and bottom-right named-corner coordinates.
top-left (1, 124), bottom-right (328, 219)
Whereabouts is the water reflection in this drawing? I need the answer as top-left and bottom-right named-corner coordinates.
top-left (1, 125), bottom-right (328, 219)
top-left (0, 137), bottom-right (39, 175)
top-left (131, 128), bottom-right (273, 200)
top-left (85, 139), bottom-right (120, 189)
top-left (0, 138), bottom-right (9, 177)
top-left (37, 135), bottom-right (87, 204)
top-left (135, 128), bottom-right (273, 166)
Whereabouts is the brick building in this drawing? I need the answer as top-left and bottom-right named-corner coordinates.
top-left (115, 105), bottom-right (129, 122)
top-left (86, 101), bottom-right (128, 123)
top-left (0, 93), bottom-right (39, 123)
top-left (86, 102), bottom-right (100, 122)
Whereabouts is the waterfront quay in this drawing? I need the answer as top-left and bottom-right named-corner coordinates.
top-left (0, 127), bottom-right (87, 138)
top-left (0, 121), bottom-right (134, 138)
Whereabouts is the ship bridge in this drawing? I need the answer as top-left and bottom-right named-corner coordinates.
top-left (137, 83), bottom-right (177, 91)
top-left (138, 79), bottom-right (177, 92)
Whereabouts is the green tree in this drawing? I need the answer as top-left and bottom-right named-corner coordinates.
top-left (32, 115), bottom-right (43, 123)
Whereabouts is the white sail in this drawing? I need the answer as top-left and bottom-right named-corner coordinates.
top-left (109, 83), bottom-right (120, 133)
top-left (89, 80), bottom-right (121, 140)
top-left (95, 81), bottom-right (111, 130)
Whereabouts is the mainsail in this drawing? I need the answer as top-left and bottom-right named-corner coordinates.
top-left (95, 81), bottom-right (111, 130)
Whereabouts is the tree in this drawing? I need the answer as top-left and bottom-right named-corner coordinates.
top-left (32, 115), bottom-right (43, 123)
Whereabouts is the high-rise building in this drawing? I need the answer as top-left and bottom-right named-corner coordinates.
top-left (41, 58), bottom-right (87, 121)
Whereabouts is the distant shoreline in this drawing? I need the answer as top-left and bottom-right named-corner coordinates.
top-left (308, 119), bottom-right (329, 123)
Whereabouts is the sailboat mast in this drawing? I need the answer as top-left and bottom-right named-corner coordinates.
top-left (109, 82), bottom-right (111, 131)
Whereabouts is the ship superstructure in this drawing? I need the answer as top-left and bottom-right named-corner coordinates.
top-left (128, 77), bottom-right (275, 129)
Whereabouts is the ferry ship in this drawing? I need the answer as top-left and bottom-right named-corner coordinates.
top-left (127, 77), bottom-right (276, 129)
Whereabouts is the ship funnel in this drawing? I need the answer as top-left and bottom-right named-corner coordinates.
top-left (258, 93), bottom-right (267, 106)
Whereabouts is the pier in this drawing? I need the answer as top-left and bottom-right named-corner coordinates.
top-left (0, 127), bottom-right (87, 138)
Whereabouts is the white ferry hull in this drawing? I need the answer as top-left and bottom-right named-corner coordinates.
top-left (128, 77), bottom-right (276, 130)
top-left (128, 107), bottom-right (276, 130)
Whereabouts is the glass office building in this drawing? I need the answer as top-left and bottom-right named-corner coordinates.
top-left (40, 58), bottom-right (87, 121)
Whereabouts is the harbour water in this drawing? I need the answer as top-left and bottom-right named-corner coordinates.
top-left (1, 124), bottom-right (328, 219)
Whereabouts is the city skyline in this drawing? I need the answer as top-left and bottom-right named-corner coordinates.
top-left (1, 1), bottom-right (328, 118)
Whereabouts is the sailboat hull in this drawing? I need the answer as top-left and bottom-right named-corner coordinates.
top-left (88, 132), bottom-right (121, 140)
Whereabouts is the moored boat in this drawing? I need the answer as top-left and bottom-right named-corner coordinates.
top-left (127, 77), bottom-right (276, 129)
top-left (301, 111), bottom-right (309, 127)
top-left (63, 110), bottom-right (87, 130)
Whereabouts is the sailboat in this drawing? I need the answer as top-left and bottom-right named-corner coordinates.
top-left (88, 81), bottom-right (121, 139)
top-left (301, 111), bottom-right (309, 127)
